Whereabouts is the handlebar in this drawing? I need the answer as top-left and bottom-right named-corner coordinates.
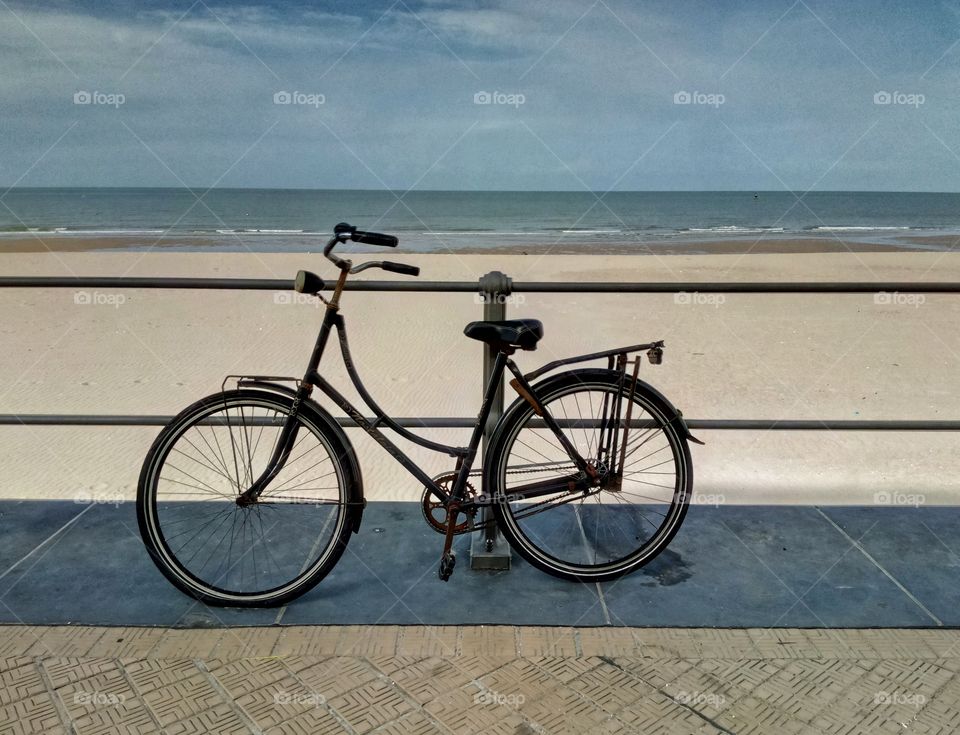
top-left (323, 223), bottom-right (419, 278)
top-left (381, 261), bottom-right (420, 276)
top-left (334, 222), bottom-right (398, 247)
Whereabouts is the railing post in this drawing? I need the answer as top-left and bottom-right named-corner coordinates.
top-left (471, 271), bottom-right (513, 570)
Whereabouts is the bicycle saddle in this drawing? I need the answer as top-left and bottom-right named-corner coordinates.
top-left (463, 319), bottom-right (543, 351)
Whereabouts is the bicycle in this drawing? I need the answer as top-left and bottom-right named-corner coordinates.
top-left (137, 223), bottom-right (701, 607)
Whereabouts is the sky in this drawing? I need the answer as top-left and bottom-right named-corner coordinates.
top-left (2, 0), bottom-right (959, 191)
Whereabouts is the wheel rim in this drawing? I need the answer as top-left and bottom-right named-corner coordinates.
top-left (143, 396), bottom-right (347, 601)
top-left (497, 381), bottom-right (688, 575)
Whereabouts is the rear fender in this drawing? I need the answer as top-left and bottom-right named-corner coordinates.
top-left (494, 368), bottom-right (704, 454)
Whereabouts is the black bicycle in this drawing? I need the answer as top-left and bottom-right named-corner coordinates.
top-left (137, 223), bottom-right (700, 607)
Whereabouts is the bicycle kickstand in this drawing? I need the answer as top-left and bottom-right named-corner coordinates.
top-left (438, 501), bottom-right (460, 581)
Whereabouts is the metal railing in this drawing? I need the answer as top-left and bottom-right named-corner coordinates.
top-left (3, 273), bottom-right (960, 567)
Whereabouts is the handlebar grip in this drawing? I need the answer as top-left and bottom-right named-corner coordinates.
top-left (381, 261), bottom-right (420, 277)
top-left (352, 230), bottom-right (398, 247)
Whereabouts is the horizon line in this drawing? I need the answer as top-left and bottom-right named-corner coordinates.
top-left (3, 187), bottom-right (960, 195)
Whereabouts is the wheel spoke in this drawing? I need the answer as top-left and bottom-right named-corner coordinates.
top-left (497, 379), bottom-right (689, 575)
top-left (144, 395), bottom-right (350, 603)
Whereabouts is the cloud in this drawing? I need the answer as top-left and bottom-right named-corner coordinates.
top-left (0, 0), bottom-right (958, 190)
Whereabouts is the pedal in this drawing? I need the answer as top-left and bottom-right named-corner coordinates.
top-left (439, 552), bottom-right (456, 581)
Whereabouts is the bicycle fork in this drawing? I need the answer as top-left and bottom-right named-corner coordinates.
top-left (236, 384), bottom-right (309, 506)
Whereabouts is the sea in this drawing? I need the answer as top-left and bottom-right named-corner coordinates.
top-left (1, 189), bottom-right (957, 252)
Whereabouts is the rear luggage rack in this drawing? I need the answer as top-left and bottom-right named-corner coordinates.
top-left (522, 340), bottom-right (664, 381)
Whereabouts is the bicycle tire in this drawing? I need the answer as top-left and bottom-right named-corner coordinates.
top-left (137, 389), bottom-right (361, 607)
top-left (487, 368), bottom-right (692, 582)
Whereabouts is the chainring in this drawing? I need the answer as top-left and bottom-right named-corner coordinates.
top-left (421, 472), bottom-right (478, 535)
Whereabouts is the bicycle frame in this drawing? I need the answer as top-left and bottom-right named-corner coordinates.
top-left (237, 267), bottom-right (513, 509)
top-left (237, 263), bottom-right (672, 514)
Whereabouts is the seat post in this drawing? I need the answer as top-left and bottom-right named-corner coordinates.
top-left (472, 271), bottom-right (513, 570)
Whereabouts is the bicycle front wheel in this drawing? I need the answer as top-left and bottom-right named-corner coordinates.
top-left (137, 389), bottom-right (357, 607)
top-left (488, 368), bottom-right (692, 582)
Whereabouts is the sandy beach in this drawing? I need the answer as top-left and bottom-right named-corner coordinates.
top-left (2, 247), bottom-right (959, 505)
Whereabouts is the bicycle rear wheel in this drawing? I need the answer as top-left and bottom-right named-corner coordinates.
top-left (488, 368), bottom-right (692, 581)
top-left (137, 389), bottom-right (358, 607)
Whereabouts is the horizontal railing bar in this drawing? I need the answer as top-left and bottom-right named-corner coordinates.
top-left (2, 277), bottom-right (960, 294)
top-left (686, 419), bottom-right (960, 431)
top-left (3, 414), bottom-right (960, 431)
top-left (0, 414), bottom-right (474, 428)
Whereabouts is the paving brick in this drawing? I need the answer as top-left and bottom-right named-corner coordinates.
top-left (0, 692), bottom-right (65, 735)
top-left (293, 656), bottom-right (378, 701)
top-left (272, 626), bottom-right (342, 656)
top-left (567, 659), bottom-right (656, 714)
top-left (515, 626), bottom-right (578, 657)
top-left (383, 656), bottom-right (480, 703)
top-left (262, 705), bottom-right (347, 734)
top-left (235, 675), bottom-right (323, 730)
top-left (56, 666), bottom-right (138, 721)
top-left (86, 627), bottom-right (165, 659)
top-left (395, 625), bottom-right (459, 658)
top-left (5, 625), bottom-right (960, 734)
top-left (575, 628), bottom-right (634, 657)
top-left (25, 626), bottom-right (106, 658)
top-left (530, 654), bottom-right (599, 685)
top-left (635, 628), bottom-right (703, 658)
top-left (163, 701), bottom-right (251, 735)
top-left (687, 628), bottom-right (761, 659)
top-left (474, 658), bottom-right (558, 706)
top-left (328, 676), bottom-right (413, 732)
top-left (335, 625), bottom-right (400, 658)
top-left (614, 656), bottom-right (695, 691)
top-left (139, 671), bottom-right (224, 727)
top-left (424, 684), bottom-right (514, 735)
top-left (207, 656), bottom-right (290, 691)
top-left (0, 661), bottom-right (45, 706)
top-left (0, 628), bottom-right (44, 657)
top-left (123, 658), bottom-right (200, 694)
top-left (459, 626), bottom-right (517, 658)
top-left (373, 709), bottom-right (445, 735)
top-left (147, 629), bottom-right (224, 659)
top-left (748, 629), bottom-right (824, 659)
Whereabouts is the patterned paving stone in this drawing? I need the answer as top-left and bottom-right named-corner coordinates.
top-left (2, 626), bottom-right (960, 734)
top-left (163, 701), bottom-right (251, 735)
top-left (26, 627), bottom-right (106, 658)
top-left (395, 625), bottom-right (459, 658)
top-left (122, 658), bottom-right (199, 694)
top-left (328, 676), bottom-right (413, 732)
top-left (262, 705), bottom-right (348, 735)
top-left (516, 626), bottom-right (579, 657)
top-left (293, 656), bottom-right (379, 701)
top-left (0, 692), bottom-right (65, 735)
top-left (0, 662), bottom-right (45, 707)
top-left (139, 671), bottom-right (223, 727)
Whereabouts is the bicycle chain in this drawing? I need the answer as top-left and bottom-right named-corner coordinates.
top-left (426, 463), bottom-right (587, 534)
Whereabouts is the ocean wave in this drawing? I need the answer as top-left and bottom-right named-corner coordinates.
top-left (424, 231), bottom-right (537, 236)
top-left (215, 228), bottom-right (314, 234)
top-left (685, 226), bottom-right (786, 233)
top-left (53, 228), bottom-right (165, 235)
top-left (810, 226), bottom-right (913, 232)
